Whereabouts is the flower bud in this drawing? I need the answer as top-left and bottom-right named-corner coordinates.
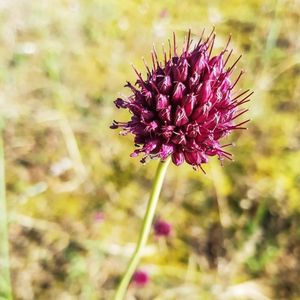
top-left (158, 75), bottom-right (172, 93)
top-left (160, 144), bottom-right (174, 159)
top-left (184, 94), bottom-right (197, 117)
top-left (198, 80), bottom-right (212, 104)
top-left (159, 106), bottom-right (171, 123)
top-left (154, 219), bottom-right (172, 237)
top-left (172, 151), bottom-right (185, 165)
top-left (174, 106), bottom-right (189, 126)
top-left (172, 82), bottom-right (186, 103)
top-left (184, 151), bottom-right (207, 165)
top-left (173, 58), bottom-right (189, 82)
top-left (189, 72), bottom-right (200, 90)
top-left (192, 52), bottom-right (207, 74)
top-left (114, 98), bottom-right (128, 109)
top-left (156, 94), bottom-right (169, 110)
top-left (132, 270), bottom-right (149, 287)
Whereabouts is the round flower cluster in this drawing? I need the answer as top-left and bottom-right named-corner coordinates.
top-left (111, 30), bottom-right (251, 169)
top-left (132, 270), bottom-right (149, 287)
top-left (154, 219), bottom-right (172, 237)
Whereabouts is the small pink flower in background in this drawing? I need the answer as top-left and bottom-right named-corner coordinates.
top-left (154, 219), bottom-right (172, 237)
top-left (94, 211), bottom-right (105, 223)
top-left (132, 270), bottom-right (149, 287)
top-left (159, 9), bottom-right (168, 19)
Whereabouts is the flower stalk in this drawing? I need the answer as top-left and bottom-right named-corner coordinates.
top-left (114, 157), bottom-right (171, 300)
top-left (0, 127), bottom-right (13, 300)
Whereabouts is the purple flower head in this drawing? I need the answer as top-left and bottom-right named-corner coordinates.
top-left (111, 29), bottom-right (252, 170)
top-left (132, 270), bottom-right (149, 287)
top-left (154, 219), bottom-right (172, 237)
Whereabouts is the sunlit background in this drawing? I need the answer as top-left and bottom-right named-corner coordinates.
top-left (0, 0), bottom-right (300, 299)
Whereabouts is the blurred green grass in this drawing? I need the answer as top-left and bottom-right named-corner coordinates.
top-left (0, 0), bottom-right (300, 299)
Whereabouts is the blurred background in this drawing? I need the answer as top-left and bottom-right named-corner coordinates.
top-left (0, 0), bottom-right (300, 299)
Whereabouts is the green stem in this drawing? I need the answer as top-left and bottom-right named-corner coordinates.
top-left (0, 128), bottom-right (13, 300)
top-left (114, 157), bottom-right (171, 300)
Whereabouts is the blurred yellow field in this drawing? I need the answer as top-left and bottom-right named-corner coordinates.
top-left (0, 0), bottom-right (300, 299)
